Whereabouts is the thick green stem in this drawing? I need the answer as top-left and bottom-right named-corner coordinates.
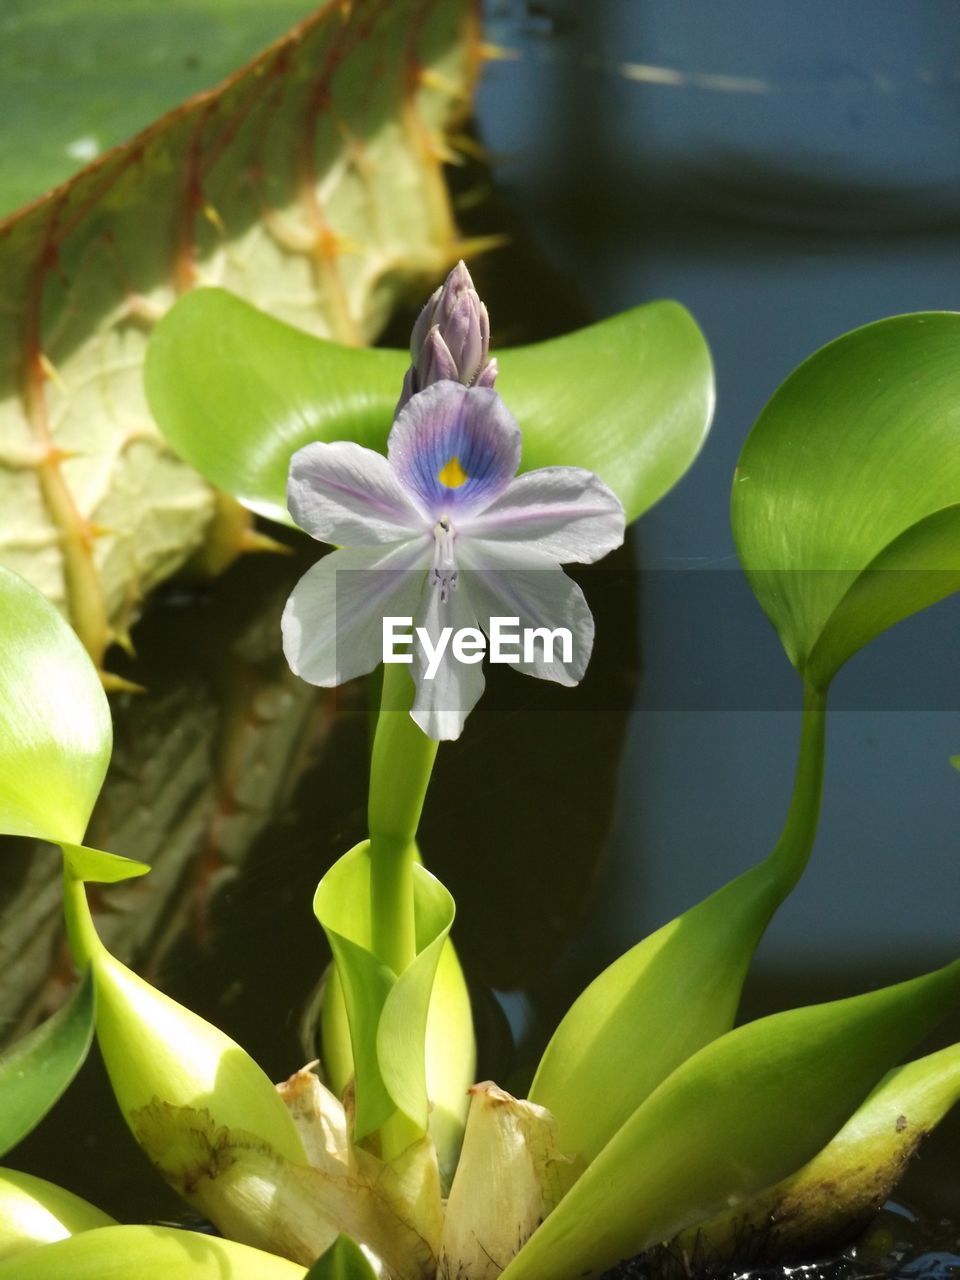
top-left (767, 678), bottom-right (828, 891)
top-left (365, 663), bottom-right (440, 1161)
top-left (61, 864), bottom-right (99, 970)
top-left (367, 663), bottom-right (438, 975)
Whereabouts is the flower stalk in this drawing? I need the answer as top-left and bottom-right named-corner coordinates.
top-left (368, 662), bottom-right (438, 977)
top-left (366, 663), bottom-right (441, 1162)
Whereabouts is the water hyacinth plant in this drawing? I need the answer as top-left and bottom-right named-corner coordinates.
top-left (0, 263), bottom-right (958, 1280)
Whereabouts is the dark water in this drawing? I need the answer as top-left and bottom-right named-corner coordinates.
top-left (3, 0), bottom-right (960, 1269)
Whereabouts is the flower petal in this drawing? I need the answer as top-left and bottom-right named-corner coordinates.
top-left (282, 541), bottom-right (431, 686)
top-left (388, 383), bottom-right (521, 520)
top-left (410, 579), bottom-right (486, 741)
top-left (459, 541), bottom-right (595, 686)
top-left (288, 441), bottom-right (426, 545)
top-left (461, 467), bottom-right (626, 564)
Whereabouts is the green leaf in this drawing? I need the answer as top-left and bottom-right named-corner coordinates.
top-left (502, 957), bottom-right (960, 1280)
top-left (732, 313), bottom-right (960, 687)
top-left (59, 886), bottom-right (307, 1168)
top-left (500, 301), bottom-right (714, 521)
top-left (677, 1041), bottom-right (960, 1263)
top-left (0, 972), bottom-right (94, 1158)
top-left (0, 1), bottom-right (316, 218)
top-left (0, 565), bottom-right (110, 844)
top-left (304, 1235), bottom-right (378, 1280)
top-left (314, 842), bottom-right (455, 1141)
top-left (0, 1167), bottom-right (114, 1261)
top-left (60, 843), bottom-right (150, 886)
top-left (529, 686), bottom-right (826, 1164)
top-left (145, 289), bottom-right (714, 526)
top-left (58, 856), bottom-right (312, 1258)
top-left (0, 1), bottom-right (478, 667)
top-left (0, 1224), bottom-right (307, 1278)
top-left (321, 935), bottom-right (474, 1189)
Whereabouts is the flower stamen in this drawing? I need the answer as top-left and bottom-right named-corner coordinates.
top-left (432, 520), bottom-right (458, 603)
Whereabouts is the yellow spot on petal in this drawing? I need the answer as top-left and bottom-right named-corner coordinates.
top-left (438, 456), bottom-right (468, 489)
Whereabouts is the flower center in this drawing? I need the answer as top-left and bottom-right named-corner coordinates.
top-left (432, 519), bottom-right (458, 603)
top-left (437, 455), bottom-right (468, 489)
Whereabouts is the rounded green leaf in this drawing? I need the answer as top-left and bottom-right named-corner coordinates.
top-left (0, 1167), bottom-right (114, 1261)
top-left (0, 971), bottom-right (94, 1158)
top-left (314, 842), bottom-right (455, 1142)
top-left (0, 1224), bottom-right (307, 1278)
top-left (502, 956), bottom-right (960, 1280)
top-left (0, 567), bottom-right (111, 843)
top-left (145, 288), bottom-right (714, 526)
top-left (732, 313), bottom-right (960, 686)
top-left (499, 300), bottom-right (714, 520)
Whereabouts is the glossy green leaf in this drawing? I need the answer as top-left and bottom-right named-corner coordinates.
top-left (60, 857), bottom-right (314, 1261)
top-left (0, 566), bottom-right (110, 843)
top-left (314, 842), bottom-right (454, 1142)
top-left (0, 972), bottom-right (94, 1158)
top-left (502, 957), bottom-right (960, 1280)
top-left (145, 288), bottom-right (714, 526)
top-left (0, 2), bottom-right (477, 666)
top-left (0, 1168), bottom-right (114, 1262)
top-left (732, 313), bottom-right (960, 687)
top-left (0, 1224), bottom-right (307, 1278)
top-left (679, 1040), bottom-right (960, 1263)
top-left (305, 1235), bottom-right (378, 1280)
top-left (60, 866), bottom-right (306, 1165)
top-left (530, 687), bottom-right (826, 1164)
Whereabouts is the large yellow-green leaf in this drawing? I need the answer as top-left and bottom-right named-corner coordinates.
top-left (677, 1041), bottom-right (960, 1264)
top-left (0, 565), bottom-right (110, 843)
top-left (529, 686), bottom-right (826, 1163)
top-left (501, 957), bottom-right (960, 1280)
top-left (732, 313), bottom-right (960, 687)
top-left (0, 1224), bottom-right (307, 1278)
top-left (144, 288), bottom-right (714, 525)
top-left (0, 1168), bottom-right (114, 1262)
top-left (0, 0), bottom-right (479, 666)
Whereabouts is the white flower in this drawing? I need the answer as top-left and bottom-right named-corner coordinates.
top-left (281, 380), bottom-right (625, 740)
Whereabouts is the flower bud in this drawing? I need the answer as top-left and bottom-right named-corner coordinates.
top-left (399, 261), bottom-right (496, 408)
top-left (417, 326), bottom-right (459, 388)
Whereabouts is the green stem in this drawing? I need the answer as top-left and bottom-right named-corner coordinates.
top-left (61, 862), bottom-right (100, 971)
top-left (367, 663), bottom-right (439, 975)
top-left (767, 678), bottom-right (829, 891)
top-left (365, 664), bottom-right (440, 1161)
